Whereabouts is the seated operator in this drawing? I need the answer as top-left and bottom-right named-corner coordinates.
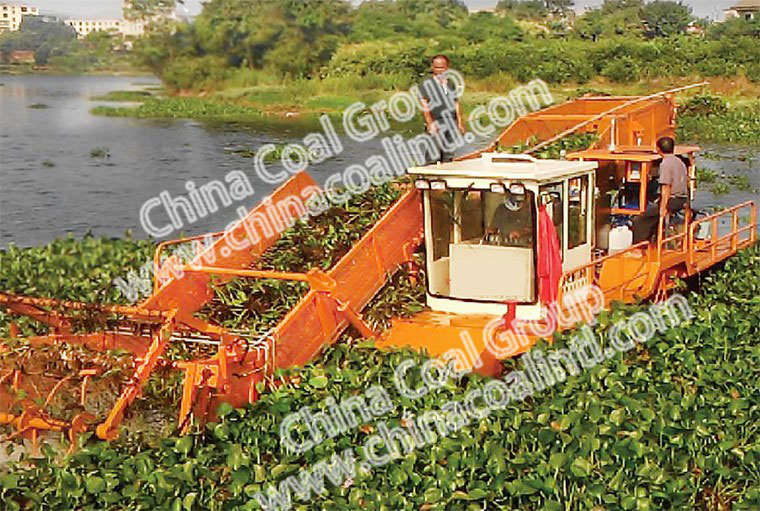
top-left (485, 192), bottom-right (533, 247)
top-left (633, 136), bottom-right (689, 243)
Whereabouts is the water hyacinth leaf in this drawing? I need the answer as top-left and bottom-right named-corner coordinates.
top-left (451, 488), bottom-right (488, 500)
top-left (542, 500), bottom-right (563, 511)
top-left (570, 457), bottom-right (592, 477)
top-left (0, 474), bottom-right (19, 489)
top-left (507, 480), bottom-right (538, 496)
top-left (308, 375), bottom-right (329, 388)
top-left (549, 452), bottom-right (567, 470)
top-left (424, 487), bottom-right (443, 502)
top-left (183, 492), bottom-right (197, 510)
top-left (1, 205), bottom-right (760, 510)
top-left (176, 436), bottom-right (193, 455)
top-left (84, 476), bottom-right (105, 494)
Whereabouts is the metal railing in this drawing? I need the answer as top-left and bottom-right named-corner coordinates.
top-left (559, 240), bottom-right (653, 305)
top-left (687, 201), bottom-right (757, 268)
top-left (559, 201), bottom-right (757, 308)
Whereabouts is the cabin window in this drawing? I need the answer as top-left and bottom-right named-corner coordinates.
top-left (429, 190), bottom-right (452, 263)
top-left (539, 182), bottom-right (564, 253)
top-left (430, 189), bottom-right (536, 249)
top-left (427, 188), bottom-right (537, 303)
top-left (568, 175), bottom-right (589, 249)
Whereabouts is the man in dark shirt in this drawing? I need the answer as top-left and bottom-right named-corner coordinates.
top-left (489, 193), bottom-right (534, 247)
top-left (419, 54), bottom-right (465, 163)
top-left (633, 137), bottom-right (689, 243)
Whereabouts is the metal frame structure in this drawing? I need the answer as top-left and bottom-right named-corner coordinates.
top-left (1, 87), bottom-right (755, 447)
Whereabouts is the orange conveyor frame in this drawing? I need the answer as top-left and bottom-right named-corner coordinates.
top-left (1, 88), bottom-right (754, 445)
top-left (0, 172), bottom-right (424, 443)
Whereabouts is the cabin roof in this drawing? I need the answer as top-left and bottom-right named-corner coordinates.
top-left (408, 154), bottom-right (597, 182)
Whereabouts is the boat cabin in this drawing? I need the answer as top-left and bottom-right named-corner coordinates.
top-left (410, 153), bottom-right (598, 320)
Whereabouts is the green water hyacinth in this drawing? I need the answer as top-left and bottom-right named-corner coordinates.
top-left (0, 236), bottom-right (758, 510)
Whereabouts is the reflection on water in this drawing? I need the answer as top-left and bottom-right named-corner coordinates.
top-left (0, 75), bottom-right (757, 248)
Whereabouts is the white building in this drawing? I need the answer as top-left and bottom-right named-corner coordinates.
top-left (0, 3), bottom-right (39, 33)
top-left (120, 19), bottom-right (146, 37)
top-left (64, 19), bottom-right (123, 38)
top-left (724, 0), bottom-right (760, 21)
top-left (63, 0), bottom-right (166, 40)
top-left (63, 18), bottom-right (146, 39)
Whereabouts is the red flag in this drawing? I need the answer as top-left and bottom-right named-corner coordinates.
top-left (538, 204), bottom-right (563, 304)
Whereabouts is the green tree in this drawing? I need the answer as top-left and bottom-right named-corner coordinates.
top-left (601, 0), bottom-right (643, 14)
top-left (167, 0), bottom-right (352, 79)
top-left (83, 30), bottom-right (116, 58)
top-left (545, 0), bottom-right (574, 15)
top-left (640, 0), bottom-right (692, 38)
top-left (124, 0), bottom-right (180, 20)
top-left (707, 16), bottom-right (760, 39)
top-left (495, 0), bottom-right (548, 20)
top-left (348, 0), bottom-right (408, 41)
top-left (574, 0), bottom-right (644, 40)
top-left (0, 16), bottom-right (78, 64)
top-left (349, 0), bottom-right (468, 40)
top-left (457, 11), bottom-right (524, 43)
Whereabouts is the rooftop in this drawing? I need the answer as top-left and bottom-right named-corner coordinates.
top-left (729, 0), bottom-right (760, 10)
top-left (408, 154), bottom-right (597, 183)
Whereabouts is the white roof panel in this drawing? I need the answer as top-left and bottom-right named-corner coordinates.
top-left (408, 153), bottom-right (598, 183)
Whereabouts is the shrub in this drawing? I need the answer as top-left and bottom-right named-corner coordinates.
top-left (696, 58), bottom-right (739, 77)
top-left (161, 55), bottom-right (232, 91)
top-left (679, 94), bottom-right (728, 117)
top-left (746, 62), bottom-right (760, 84)
top-left (601, 56), bottom-right (640, 83)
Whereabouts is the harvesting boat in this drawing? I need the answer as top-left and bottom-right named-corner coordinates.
top-left (0, 85), bottom-right (756, 447)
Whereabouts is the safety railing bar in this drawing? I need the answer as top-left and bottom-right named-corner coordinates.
top-left (689, 201), bottom-right (755, 228)
top-left (178, 265), bottom-right (310, 282)
top-left (693, 225), bottom-right (755, 251)
top-left (560, 240), bottom-right (651, 279)
top-left (153, 231), bottom-right (227, 293)
top-left (0, 292), bottom-right (168, 320)
top-left (689, 218), bottom-right (754, 238)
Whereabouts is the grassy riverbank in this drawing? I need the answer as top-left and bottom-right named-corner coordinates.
top-left (91, 77), bottom-right (760, 144)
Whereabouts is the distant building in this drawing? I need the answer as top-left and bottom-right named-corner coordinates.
top-left (64, 19), bottom-right (122, 38)
top-left (10, 49), bottom-right (34, 64)
top-left (0, 3), bottom-right (39, 33)
top-left (724, 0), bottom-right (760, 21)
top-left (686, 21), bottom-right (705, 35)
top-left (120, 19), bottom-right (146, 37)
top-left (64, 0), bottom-right (177, 40)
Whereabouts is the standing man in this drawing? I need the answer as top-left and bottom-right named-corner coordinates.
top-left (419, 54), bottom-right (466, 163)
top-left (633, 136), bottom-right (689, 243)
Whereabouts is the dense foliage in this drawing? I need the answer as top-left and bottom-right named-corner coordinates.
top-left (0, 17), bottom-right (77, 66)
top-left (124, 0), bottom-right (760, 90)
top-left (4, 0), bottom-right (760, 85)
top-left (200, 183), bottom-right (402, 334)
top-left (0, 17), bottom-right (139, 71)
top-left (0, 234), bottom-right (154, 306)
top-left (1, 239), bottom-right (758, 510)
top-left (677, 96), bottom-right (760, 144)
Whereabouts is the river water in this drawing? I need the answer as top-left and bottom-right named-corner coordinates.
top-left (1, 75), bottom-right (758, 248)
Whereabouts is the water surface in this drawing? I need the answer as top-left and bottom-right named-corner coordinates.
top-left (0, 75), bottom-right (757, 248)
